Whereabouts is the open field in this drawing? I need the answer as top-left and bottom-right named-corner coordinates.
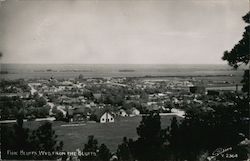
top-left (23, 115), bottom-right (178, 152)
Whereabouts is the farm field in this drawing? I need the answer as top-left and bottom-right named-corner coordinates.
top-left (23, 115), bottom-right (178, 152)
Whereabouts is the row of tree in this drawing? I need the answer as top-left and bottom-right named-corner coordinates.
top-left (1, 119), bottom-right (63, 160)
top-left (116, 105), bottom-right (248, 161)
top-left (1, 94), bottom-right (249, 161)
top-left (0, 95), bottom-right (50, 120)
top-left (73, 100), bottom-right (249, 161)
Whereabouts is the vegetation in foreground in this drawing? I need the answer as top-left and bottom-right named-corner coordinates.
top-left (1, 94), bottom-right (249, 161)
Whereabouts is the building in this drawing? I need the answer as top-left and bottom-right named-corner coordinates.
top-left (67, 107), bottom-right (87, 122)
top-left (118, 109), bottom-right (128, 117)
top-left (129, 107), bottom-right (140, 116)
top-left (94, 109), bottom-right (115, 123)
top-left (99, 112), bottom-right (114, 123)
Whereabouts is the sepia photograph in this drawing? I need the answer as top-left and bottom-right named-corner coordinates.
top-left (0, 0), bottom-right (249, 160)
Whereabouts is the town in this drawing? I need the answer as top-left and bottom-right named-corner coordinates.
top-left (0, 74), bottom-right (240, 124)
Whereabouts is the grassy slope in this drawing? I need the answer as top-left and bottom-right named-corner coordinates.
top-left (23, 116), bottom-right (178, 152)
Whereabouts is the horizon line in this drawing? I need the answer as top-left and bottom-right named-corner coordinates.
top-left (0, 62), bottom-right (228, 65)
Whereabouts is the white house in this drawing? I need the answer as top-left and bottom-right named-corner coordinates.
top-left (118, 109), bottom-right (128, 117)
top-left (129, 107), bottom-right (140, 116)
top-left (99, 112), bottom-right (114, 123)
top-left (47, 102), bottom-right (55, 116)
top-left (131, 108), bottom-right (140, 116)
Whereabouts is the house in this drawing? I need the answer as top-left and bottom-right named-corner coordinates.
top-left (67, 107), bottom-right (87, 122)
top-left (94, 109), bottom-right (114, 123)
top-left (129, 107), bottom-right (140, 116)
top-left (99, 112), bottom-right (114, 123)
top-left (118, 109), bottom-right (128, 117)
top-left (73, 113), bottom-right (86, 122)
top-left (47, 102), bottom-right (55, 116)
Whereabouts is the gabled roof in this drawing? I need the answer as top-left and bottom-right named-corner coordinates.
top-left (119, 109), bottom-right (127, 113)
top-left (94, 108), bottom-right (113, 120)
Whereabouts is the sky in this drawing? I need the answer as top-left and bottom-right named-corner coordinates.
top-left (0, 0), bottom-right (248, 64)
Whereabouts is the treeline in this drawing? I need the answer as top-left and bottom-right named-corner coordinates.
top-left (0, 93), bottom-right (49, 120)
top-left (0, 79), bottom-right (31, 93)
top-left (91, 96), bottom-right (247, 161)
top-left (1, 97), bottom-right (249, 160)
top-left (115, 101), bottom-right (249, 161)
top-left (1, 119), bottom-right (63, 160)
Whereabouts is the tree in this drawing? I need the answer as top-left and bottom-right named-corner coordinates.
top-left (80, 136), bottom-right (111, 161)
top-left (0, 96), bottom-right (24, 120)
top-left (167, 103), bottom-right (248, 161)
top-left (79, 74), bottom-right (84, 80)
top-left (98, 144), bottom-right (111, 161)
top-left (129, 112), bottom-right (168, 161)
top-left (222, 12), bottom-right (250, 94)
top-left (84, 135), bottom-right (98, 152)
top-left (52, 107), bottom-right (65, 121)
top-left (80, 135), bottom-right (99, 161)
top-left (35, 96), bottom-right (47, 107)
top-left (167, 117), bottom-right (181, 161)
top-left (30, 122), bottom-right (63, 159)
top-left (1, 123), bottom-right (31, 159)
top-left (241, 70), bottom-right (249, 93)
top-left (222, 12), bottom-right (250, 138)
top-left (1, 120), bottom-right (63, 160)
top-left (117, 137), bottom-right (133, 161)
top-left (55, 111), bottom-right (65, 121)
top-left (222, 12), bottom-right (249, 69)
